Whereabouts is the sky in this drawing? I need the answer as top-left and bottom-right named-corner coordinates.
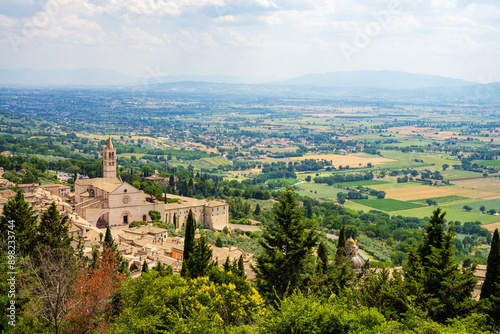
top-left (0, 0), bottom-right (499, 83)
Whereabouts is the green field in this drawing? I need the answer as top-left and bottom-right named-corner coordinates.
top-left (411, 195), bottom-right (470, 205)
top-left (378, 150), bottom-right (454, 169)
top-left (471, 159), bottom-right (500, 167)
top-left (189, 156), bottom-right (232, 169)
top-left (390, 206), bottom-right (500, 225)
top-left (352, 199), bottom-right (426, 211)
top-left (333, 180), bottom-right (389, 187)
top-left (441, 169), bottom-right (484, 180)
top-left (267, 178), bottom-right (298, 187)
top-left (295, 182), bottom-right (345, 200)
top-left (445, 198), bottom-right (500, 213)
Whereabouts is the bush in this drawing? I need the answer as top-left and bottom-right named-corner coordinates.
top-left (130, 220), bottom-right (147, 228)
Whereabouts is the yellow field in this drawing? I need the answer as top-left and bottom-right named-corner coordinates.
top-left (483, 222), bottom-right (500, 232)
top-left (452, 178), bottom-right (500, 193)
top-left (289, 153), bottom-right (394, 167)
top-left (382, 185), bottom-right (472, 201)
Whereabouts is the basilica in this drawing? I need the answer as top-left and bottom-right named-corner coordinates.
top-left (73, 138), bottom-right (228, 229)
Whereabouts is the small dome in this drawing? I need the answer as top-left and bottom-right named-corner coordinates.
top-left (346, 237), bottom-right (355, 245)
top-left (350, 255), bottom-right (365, 269)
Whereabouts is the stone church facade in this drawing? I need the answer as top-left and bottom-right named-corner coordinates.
top-left (74, 138), bottom-right (228, 230)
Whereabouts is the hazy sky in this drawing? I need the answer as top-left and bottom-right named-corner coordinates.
top-left (0, 0), bottom-right (499, 82)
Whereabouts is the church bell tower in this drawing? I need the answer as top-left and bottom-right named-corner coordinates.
top-left (103, 137), bottom-right (116, 178)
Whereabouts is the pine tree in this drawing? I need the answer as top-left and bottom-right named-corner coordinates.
top-left (253, 185), bottom-right (318, 304)
top-left (142, 259), bottom-right (149, 274)
top-left (0, 190), bottom-right (38, 255)
top-left (335, 225), bottom-right (347, 264)
top-left (317, 241), bottom-right (329, 273)
top-left (223, 255), bottom-right (232, 272)
top-left (404, 208), bottom-right (477, 323)
top-left (100, 224), bottom-right (129, 275)
top-left (37, 201), bottom-right (71, 251)
top-left (185, 234), bottom-right (212, 279)
top-left (103, 225), bottom-right (113, 249)
top-left (481, 229), bottom-right (500, 300)
top-left (181, 209), bottom-right (196, 277)
top-left (254, 204), bottom-right (261, 216)
top-left (237, 254), bottom-right (245, 277)
top-left (304, 199), bottom-right (313, 219)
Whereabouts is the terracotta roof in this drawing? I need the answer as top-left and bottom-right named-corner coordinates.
top-left (76, 177), bottom-right (123, 193)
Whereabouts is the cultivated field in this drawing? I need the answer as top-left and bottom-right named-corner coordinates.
top-left (452, 178), bottom-right (500, 193)
top-left (352, 199), bottom-right (425, 211)
top-left (483, 222), bottom-right (500, 232)
top-left (379, 184), bottom-right (472, 201)
top-left (411, 195), bottom-right (470, 205)
top-left (334, 180), bottom-right (389, 187)
top-left (289, 153), bottom-right (395, 167)
top-left (295, 182), bottom-right (345, 200)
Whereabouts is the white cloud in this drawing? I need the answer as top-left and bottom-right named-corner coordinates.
top-left (120, 26), bottom-right (166, 49)
top-left (1, 0), bottom-right (500, 81)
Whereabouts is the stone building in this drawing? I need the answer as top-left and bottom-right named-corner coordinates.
top-left (73, 138), bottom-right (228, 229)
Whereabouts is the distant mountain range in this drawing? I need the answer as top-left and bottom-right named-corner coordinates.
top-left (284, 71), bottom-right (474, 90)
top-left (0, 68), bottom-right (498, 102)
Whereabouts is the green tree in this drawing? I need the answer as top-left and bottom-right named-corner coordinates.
top-left (102, 225), bottom-right (129, 275)
top-left (317, 241), bottom-right (329, 273)
top-left (337, 192), bottom-right (347, 205)
top-left (254, 203), bottom-right (261, 216)
top-left (142, 165), bottom-right (153, 177)
top-left (253, 185), bottom-right (318, 304)
top-left (481, 229), bottom-right (500, 300)
top-left (144, 185), bottom-right (161, 201)
top-left (173, 213), bottom-right (177, 227)
top-left (185, 234), bottom-right (213, 279)
top-left (336, 225), bottom-right (347, 264)
top-left (237, 254), bottom-right (245, 277)
top-left (480, 205), bottom-right (486, 214)
top-left (142, 259), bottom-right (149, 274)
top-left (0, 190), bottom-right (38, 255)
top-left (37, 202), bottom-right (71, 251)
top-left (104, 225), bottom-right (113, 247)
top-left (442, 163), bottom-right (449, 170)
top-left (181, 209), bottom-right (196, 277)
top-left (148, 210), bottom-right (161, 222)
top-left (405, 208), bottom-right (478, 323)
top-left (463, 205), bottom-right (472, 212)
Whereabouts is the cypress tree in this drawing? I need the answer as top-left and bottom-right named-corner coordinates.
top-left (317, 241), bottom-right (329, 273)
top-left (481, 229), bottom-right (500, 300)
top-left (254, 204), bottom-right (261, 216)
top-left (335, 225), bottom-right (347, 264)
top-left (173, 213), bottom-right (177, 228)
top-left (37, 202), bottom-right (71, 251)
top-left (184, 234), bottom-right (212, 279)
top-left (0, 190), bottom-right (38, 255)
top-left (237, 254), bottom-right (245, 277)
top-left (142, 259), bottom-right (149, 274)
top-left (181, 209), bottom-right (196, 277)
top-left (104, 225), bottom-right (113, 248)
top-left (253, 185), bottom-right (318, 304)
